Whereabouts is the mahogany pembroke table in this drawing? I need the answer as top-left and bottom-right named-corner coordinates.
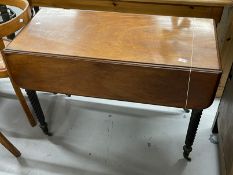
top-left (2, 8), bottom-right (221, 161)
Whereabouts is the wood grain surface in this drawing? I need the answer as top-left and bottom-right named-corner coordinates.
top-left (26, 0), bottom-right (233, 98)
top-left (29, 0), bottom-right (232, 7)
top-left (28, 0), bottom-right (225, 23)
top-left (3, 8), bottom-right (221, 109)
top-left (119, 0), bottom-right (232, 6)
top-left (0, 0), bottom-right (37, 127)
top-left (0, 132), bottom-right (21, 157)
top-left (0, 40), bottom-right (9, 77)
top-left (3, 52), bottom-right (221, 109)
top-left (7, 8), bottom-right (220, 70)
top-left (217, 64), bottom-right (233, 175)
top-left (0, 0), bottom-right (31, 38)
top-left (216, 7), bottom-right (233, 97)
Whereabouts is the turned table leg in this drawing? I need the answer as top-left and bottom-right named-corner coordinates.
top-left (25, 90), bottom-right (52, 136)
top-left (183, 109), bottom-right (203, 161)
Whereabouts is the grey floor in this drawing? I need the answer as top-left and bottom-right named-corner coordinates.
top-left (0, 78), bottom-right (220, 175)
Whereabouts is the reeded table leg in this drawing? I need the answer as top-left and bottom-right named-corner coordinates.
top-left (25, 90), bottom-right (52, 136)
top-left (183, 109), bottom-right (203, 161)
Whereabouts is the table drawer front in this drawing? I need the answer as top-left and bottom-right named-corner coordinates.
top-left (5, 53), bottom-right (220, 109)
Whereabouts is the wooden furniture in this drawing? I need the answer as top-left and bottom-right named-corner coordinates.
top-left (215, 62), bottom-right (233, 175)
top-left (28, 0), bottom-right (229, 23)
top-left (31, 0), bottom-right (233, 101)
top-left (0, 0), bottom-right (36, 127)
top-left (27, 0), bottom-right (233, 97)
top-left (3, 8), bottom-right (221, 160)
top-left (0, 5), bottom-right (16, 40)
top-left (216, 6), bottom-right (233, 97)
top-left (0, 132), bottom-right (21, 157)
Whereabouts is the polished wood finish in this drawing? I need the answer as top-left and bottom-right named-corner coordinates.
top-left (0, 132), bottom-right (21, 157)
top-left (27, 0), bottom-right (233, 98)
top-left (3, 8), bottom-right (221, 109)
top-left (0, 0), bottom-right (36, 127)
top-left (7, 9), bottom-right (221, 70)
top-left (3, 9), bottom-right (222, 159)
top-left (3, 52), bottom-right (221, 109)
top-left (217, 63), bottom-right (233, 175)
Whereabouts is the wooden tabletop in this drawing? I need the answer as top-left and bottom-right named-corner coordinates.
top-left (7, 8), bottom-right (220, 71)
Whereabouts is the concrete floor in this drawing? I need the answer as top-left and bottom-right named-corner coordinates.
top-left (0, 78), bottom-right (220, 175)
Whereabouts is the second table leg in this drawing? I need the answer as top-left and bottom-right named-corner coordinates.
top-left (183, 109), bottom-right (203, 161)
top-left (25, 90), bottom-right (52, 136)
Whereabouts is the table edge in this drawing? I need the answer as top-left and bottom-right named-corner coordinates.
top-left (3, 49), bottom-right (222, 74)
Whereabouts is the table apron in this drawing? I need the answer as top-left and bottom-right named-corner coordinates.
top-left (4, 53), bottom-right (221, 109)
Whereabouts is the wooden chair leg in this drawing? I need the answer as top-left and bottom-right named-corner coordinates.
top-left (0, 132), bottom-right (21, 157)
top-left (1, 56), bottom-right (36, 126)
top-left (11, 81), bottom-right (37, 127)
